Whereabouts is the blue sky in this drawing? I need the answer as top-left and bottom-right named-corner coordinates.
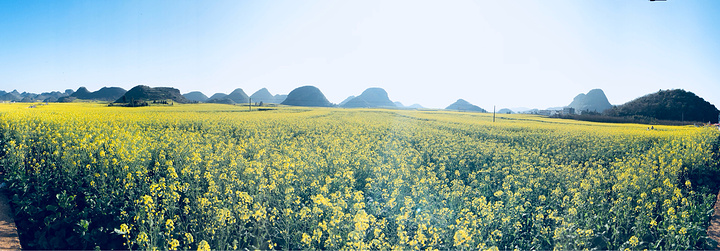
top-left (1, 0), bottom-right (719, 109)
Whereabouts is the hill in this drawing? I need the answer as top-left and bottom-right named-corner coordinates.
top-left (0, 89), bottom-right (74, 102)
top-left (498, 108), bottom-right (514, 114)
top-left (445, 99), bottom-right (487, 112)
top-left (37, 91), bottom-right (69, 102)
top-left (407, 104), bottom-right (424, 109)
top-left (225, 88), bottom-right (250, 104)
top-left (208, 93), bottom-right (227, 100)
top-left (250, 88), bottom-right (276, 104)
top-left (183, 91), bottom-right (209, 102)
top-left (115, 85), bottom-right (190, 104)
top-left (339, 96), bottom-right (356, 106)
top-left (207, 97), bottom-right (236, 104)
top-left (604, 89), bottom-right (719, 123)
top-left (71, 87), bottom-right (126, 101)
top-left (92, 87), bottom-right (127, 101)
top-left (207, 89), bottom-right (249, 104)
top-left (206, 93), bottom-right (231, 104)
top-left (341, 88), bottom-right (396, 108)
top-left (281, 86), bottom-right (334, 107)
top-left (567, 89), bottom-right (612, 113)
top-left (0, 91), bottom-right (20, 101)
top-left (273, 94), bottom-right (287, 104)
top-left (70, 87), bottom-right (92, 98)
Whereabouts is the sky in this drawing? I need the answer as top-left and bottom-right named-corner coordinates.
top-left (1, 0), bottom-right (719, 109)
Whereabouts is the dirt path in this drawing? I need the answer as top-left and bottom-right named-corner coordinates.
top-left (708, 193), bottom-right (720, 248)
top-left (708, 192), bottom-right (720, 247)
top-left (0, 187), bottom-right (20, 250)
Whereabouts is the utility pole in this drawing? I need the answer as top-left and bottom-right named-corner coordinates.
top-left (249, 97), bottom-right (252, 111)
top-left (493, 105), bottom-right (496, 123)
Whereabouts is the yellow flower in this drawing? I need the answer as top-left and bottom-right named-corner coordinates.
top-left (494, 190), bottom-right (504, 197)
top-left (453, 229), bottom-right (471, 247)
top-left (119, 223), bottom-right (129, 234)
top-left (353, 210), bottom-right (371, 232)
top-left (628, 235), bottom-right (639, 246)
top-left (679, 227), bottom-right (687, 235)
top-left (168, 239), bottom-right (180, 250)
top-left (197, 240), bottom-right (211, 251)
top-left (137, 232), bottom-right (149, 243)
top-left (142, 195), bottom-right (153, 205)
top-left (568, 207), bottom-right (578, 216)
top-left (184, 233), bottom-right (194, 243)
top-left (165, 219), bottom-right (174, 231)
top-left (301, 233), bottom-right (312, 245)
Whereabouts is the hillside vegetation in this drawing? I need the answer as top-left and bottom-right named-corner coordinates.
top-left (115, 85), bottom-right (190, 104)
top-left (604, 89), bottom-right (719, 123)
top-left (72, 87), bottom-right (126, 102)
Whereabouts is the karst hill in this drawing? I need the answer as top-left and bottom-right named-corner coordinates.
top-left (183, 91), bottom-right (209, 102)
top-left (115, 85), bottom-right (190, 104)
top-left (341, 88), bottom-right (396, 108)
top-left (281, 86), bottom-right (334, 107)
top-left (567, 89), bottom-right (612, 113)
top-left (604, 89), bottom-right (719, 123)
top-left (446, 99), bottom-right (487, 112)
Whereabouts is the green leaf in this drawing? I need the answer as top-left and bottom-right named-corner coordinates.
top-left (78, 219), bottom-right (90, 232)
top-left (45, 205), bottom-right (58, 212)
top-left (113, 228), bottom-right (127, 235)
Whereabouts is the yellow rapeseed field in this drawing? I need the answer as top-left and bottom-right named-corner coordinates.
top-left (0, 102), bottom-right (718, 249)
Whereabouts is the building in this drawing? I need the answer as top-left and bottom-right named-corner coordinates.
top-left (561, 107), bottom-right (576, 115)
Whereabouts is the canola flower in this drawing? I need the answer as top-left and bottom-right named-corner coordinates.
top-left (0, 102), bottom-right (717, 249)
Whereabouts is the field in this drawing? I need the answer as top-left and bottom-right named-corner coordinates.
top-left (0, 103), bottom-right (719, 250)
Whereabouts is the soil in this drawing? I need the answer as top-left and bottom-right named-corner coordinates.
top-left (708, 192), bottom-right (720, 247)
top-left (0, 187), bottom-right (20, 250)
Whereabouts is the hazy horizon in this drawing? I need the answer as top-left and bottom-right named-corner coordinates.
top-left (0, 85), bottom-right (711, 111)
top-left (2, 1), bottom-right (719, 109)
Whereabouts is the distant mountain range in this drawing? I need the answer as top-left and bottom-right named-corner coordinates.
top-left (0, 87), bottom-right (126, 103)
top-left (115, 85), bottom-right (189, 104)
top-left (206, 88), bottom-right (249, 104)
top-left (249, 88), bottom-right (286, 104)
top-left (2, 85), bottom-right (718, 123)
top-left (71, 87), bottom-right (127, 102)
top-left (0, 89), bottom-right (74, 102)
top-left (183, 88), bottom-right (287, 104)
top-left (391, 101), bottom-right (424, 109)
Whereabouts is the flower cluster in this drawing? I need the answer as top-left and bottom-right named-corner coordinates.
top-left (0, 103), bottom-right (717, 249)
